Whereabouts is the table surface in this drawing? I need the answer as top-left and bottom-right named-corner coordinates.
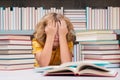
top-left (0, 68), bottom-right (120, 80)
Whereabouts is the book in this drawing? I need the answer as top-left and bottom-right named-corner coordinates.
top-left (0, 44), bottom-right (32, 50)
top-left (35, 66), bottom-right (59, 73)
top-left (0, 39), bottom-right (31, 45)
top-left (0, 54), bottom-right (34, 59)
top-left (76, 30), bottom-right (115, 35)
top-left (84, 54), bottom-right (120, 60)
top-left (0, 58), bottom-right (34, 64)
top-left (79, 40), bottom-right (120, 45)
top-left (35, 61), bottom-right (110, 73)
top-left (82, 44), bottom-right (120, 50)
top-left (105, 63), bottom-right (120, 68)
top-left (82, 50), bottom-right (120, 54)
top-left (0, 35), bottom-right (31, 40)
top-left (84, 59), bottom-right (120, 64)
top-left (76, 33), bottom-right (117, 41)
top-left (0, 63), bottom-right (34, 70)
top-left (0, 50), bottom-right (32, 54)
top-left (43, 61), bottom-right (118, 77)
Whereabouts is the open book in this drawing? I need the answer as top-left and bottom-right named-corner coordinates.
top-left (34, 61), bottom-right (109, 73)
top-left (43, 61), bottom-right (118, 77)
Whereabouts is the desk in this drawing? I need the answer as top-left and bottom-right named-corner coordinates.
top-left (0, 68), bottom-right (120, 80)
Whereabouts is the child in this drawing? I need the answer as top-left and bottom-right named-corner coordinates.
top-left (32, 13), bottom-right (75, 67)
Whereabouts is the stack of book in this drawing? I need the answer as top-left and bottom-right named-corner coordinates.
top-left (0, 34), bottom-right (34, 70)
top-left (64, 9), bottom-right (86, 31)
top-left (75, 30), bottom-right (120, 68)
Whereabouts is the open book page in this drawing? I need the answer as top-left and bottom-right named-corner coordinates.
top-left (34, 66), bottom-right (59, 73)
top-left (76, 62), bottom-right (110, 72)
top-left (59, 60), bottom-right (110, 68)
top-left (43, 62), bottom-right (109, 76)
top-left (35, 61), bottom-right (109, 73)
top-left (43, 67), bottom-right (77, 76)
top-left (43, 62), bottom-right (118, 77)
top-left (77, 69), bottom-right (118, 77)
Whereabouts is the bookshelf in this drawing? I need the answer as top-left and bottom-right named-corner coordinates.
top-left (0, 0), bottom-right (120, 8)
top-left (0, 0), bottom-right (120, 68)
top-left (0, 0), bottom-right (120, 34)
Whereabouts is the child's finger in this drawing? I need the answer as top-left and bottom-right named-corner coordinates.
top-left (57, 21), bottom-right (61, 28)
top-left (56, 22), bottom-right (59, 31)
top-left (59, 19), bottom-right (64, 28)
top-left (52, 20), bottom-right (56, 27)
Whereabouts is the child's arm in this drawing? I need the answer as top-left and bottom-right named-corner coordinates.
top-left (35, 20), bottom-right (57, 67)
top-left (58, 19), bottom-right (72, 63)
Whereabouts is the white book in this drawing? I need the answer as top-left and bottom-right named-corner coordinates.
top-left (0, 63), bottom-right (34, 70)
top-left (0, 40), bottom-right (31, 45)
top-left (82, 44), bottom-right (120, 50)
top-left (0, 45), bottom-right (32, 50)
top-left (76, 33), bottom-right (116, 41)
top-left (82, 50), bottom-right (120, 54)
top-left (76, 30), bottom-right (114, 35)
top-left (43, 61), bottom-right (117, 77)
top-left (0, 59), bottom-right (34, 64)
top-left (84, 54), bottom-right (120, 59)
top-left (0, 54), bottom-right (34, 59)
top-left (0, 50), bottom-right (32, 54)
top-left (79, 40), bottom-right (120, 45)
top-left (0, 35), bottom-right (31, 40)
top-left (84, 59), bottom-right (120, 64)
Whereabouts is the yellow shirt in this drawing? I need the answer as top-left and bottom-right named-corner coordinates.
top-left (32, 38), bottom-right (73, 67)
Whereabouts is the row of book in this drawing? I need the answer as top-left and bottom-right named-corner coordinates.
top-left (73, 30), bottom-right (120, 68)
top-left (86, 7), bottom-right (120, 30)
top-left (0, 7), bottom-right (63, 31)
top-left (0, 34), bottom-right (34, 70)
top-left (0, 6), bottom-right (120, 31)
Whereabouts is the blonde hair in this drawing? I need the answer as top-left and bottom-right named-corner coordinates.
top-left (33, 13), bottom-right (75, 46)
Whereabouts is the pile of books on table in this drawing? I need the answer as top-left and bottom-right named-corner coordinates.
top-left (0, 34), bottom-right (34, 70)
top-left (75, 30), bottom-right (120, 68)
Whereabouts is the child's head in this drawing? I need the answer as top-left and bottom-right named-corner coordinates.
top-left (33, 13), bottom-right (75, 46)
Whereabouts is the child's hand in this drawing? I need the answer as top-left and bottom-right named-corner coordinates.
top-left (45, 20), bottom-right (58, 37)
top-left (58, 19), bottom-right (68, 37)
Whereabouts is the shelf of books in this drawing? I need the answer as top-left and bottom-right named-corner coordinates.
top-left (0, 6), bottom-right (120, 33)
top-left (0, 34), bottom-right (34, 70)
top-left (73, 30), bottom-right (120, 68)
top-left (0, 6), bottom-right (120, 70)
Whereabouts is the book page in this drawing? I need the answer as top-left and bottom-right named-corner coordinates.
top-left (77, 69), bottom-right (117, 77)
top-left (34, 66), bottom-right (59, 73)
top-left (76, 62), bottom-right (110, 73)
top-left (43, 67), bottom-right (77, 76)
